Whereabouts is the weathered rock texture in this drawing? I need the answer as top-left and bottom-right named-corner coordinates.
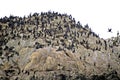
top-left (0, 11), bottom-right (120, 80)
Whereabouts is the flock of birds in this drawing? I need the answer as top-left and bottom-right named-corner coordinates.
top-left (0, 11), bottom-right (120, 80)
top-left (0, 11), bottom-right (119, 55)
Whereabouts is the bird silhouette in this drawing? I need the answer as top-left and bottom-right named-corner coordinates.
top-left (108, 28), bottom-right (112, 32)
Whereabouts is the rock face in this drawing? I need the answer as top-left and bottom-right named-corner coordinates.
top-left (0, 11), bottom-right (120, 80)
top-left (23, 47), bottom-right (84, 72)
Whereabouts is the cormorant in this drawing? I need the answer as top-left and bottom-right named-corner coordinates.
top-left (108, 28), bottom-right (112, 32)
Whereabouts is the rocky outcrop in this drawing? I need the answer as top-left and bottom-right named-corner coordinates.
top-left (0, 11), bottom-right (120, 80)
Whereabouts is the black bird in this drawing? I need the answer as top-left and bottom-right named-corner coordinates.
top-left (108, 28), bottom-right (112, 32)
top-left (117, 31), bottom-right (119, 36)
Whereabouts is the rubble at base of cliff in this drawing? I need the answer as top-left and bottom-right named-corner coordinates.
top-left (0, 11), bottom-right (120, 80)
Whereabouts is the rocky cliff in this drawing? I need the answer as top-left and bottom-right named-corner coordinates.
top-left (0, 11), bottom-right (120, 80)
